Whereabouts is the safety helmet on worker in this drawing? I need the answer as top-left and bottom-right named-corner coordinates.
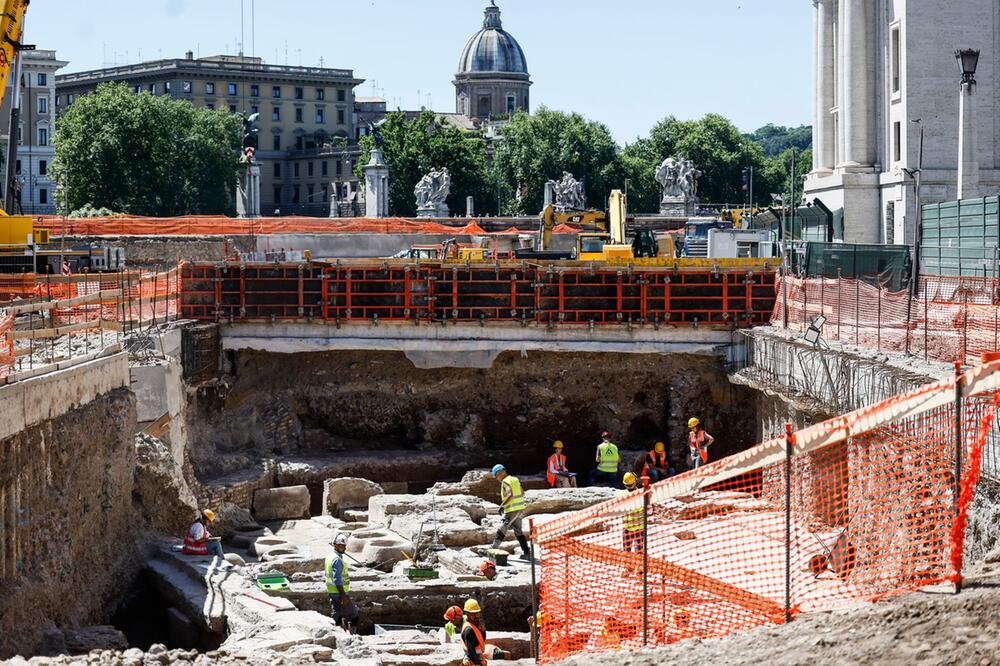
top-left (444, 605), bottom-right (464, 622)
top-left (654, 441), bottom-right (665, 453)
top-left (201, 509), bottom-right (216, 523)
top-left (478, 560), bottom-right (497, 579)
top-left (688, 418), bottom-right (700, 429)
top-left (623, 472), bottom-right (638, 486)
top-left (601, 431), bottom-right (610, 439)
top-left (491, 464), bottom-right (506, 477)
top-left (553, 440), bottom-right (564, 449)
top-left (464, 598), bottom-right (482, 614)
top-left (333, 533), bottom-right (348, 547)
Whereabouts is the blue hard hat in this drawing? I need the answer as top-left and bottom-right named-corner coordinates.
top-left (491, 464), bottom-right (506, 476)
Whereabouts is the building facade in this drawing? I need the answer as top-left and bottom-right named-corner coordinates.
top-left (56, 53), bottom-right (365, 216)
top-left (0, 49), bottom-right (67, 214)
top-left (454, 2), bottom-right (531, 122)
top-left (804, 0), bottom-right (1000, 245)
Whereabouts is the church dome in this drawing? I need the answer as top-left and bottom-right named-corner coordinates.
top-left (457, 2), bottom-right (528, 75)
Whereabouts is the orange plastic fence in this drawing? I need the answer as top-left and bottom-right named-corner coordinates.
top-left (772, 275), bottom-right (1000, 366)
top-left (531, 360), bottom-right (1000, 662)
top-left (30, 215), bottom-right (496, 236)
top-left (0, 311), bottom-right (12, 377)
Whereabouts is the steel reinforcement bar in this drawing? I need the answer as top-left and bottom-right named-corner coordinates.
top-left (179, 262), bottom-right (777, 327)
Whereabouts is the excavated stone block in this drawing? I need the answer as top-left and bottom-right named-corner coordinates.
top-left (322, 478), bottom-right (384, 517)
top-left (346, 526), bottom-right (411, 570)
top-left (253, 485), bottom-right (311, 521)
top-left (429, 469), bottom-right (548, 502)
top-left (381, 481), bottom-right (409, 494)
top-left (389, 511), bottom-right (493, 547)
top-left (368, 494), bottom-right (490, 527)
top-left (249, 536), bottom-right (293, 557)
top-left (521, 487), bottom-right (617, 517)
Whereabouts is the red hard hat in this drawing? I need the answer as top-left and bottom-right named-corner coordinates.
top-left (601, 431), bottom-right (610, 438)
top-left (444, 605), bottom-right (463, 622)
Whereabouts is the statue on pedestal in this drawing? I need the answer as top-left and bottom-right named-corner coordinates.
top-left (546, 172), bottom-right (586, 211)
top-left (656, 155), bottom-right (701, 217)
top-left (237, 112), bottom-right (262, 218)
top-left (415, 168), bottom-right (451, 218)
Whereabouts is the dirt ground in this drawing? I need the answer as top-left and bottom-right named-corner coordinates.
top-left (563, 561), bottom-right (1000, 666)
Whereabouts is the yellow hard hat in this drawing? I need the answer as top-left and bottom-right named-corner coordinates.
top-left (623, 472), bottom-right (638, 486)
top-left (654, 441), bottom-right (665, 453)
top-left (202, 509), bottom-right (216, 522)
top-left (553, 440), bottom-right (564, 449)
top-left (688, 418), bottom-right (700, 429)
top-left (464, 598), bottom-right (482, 613)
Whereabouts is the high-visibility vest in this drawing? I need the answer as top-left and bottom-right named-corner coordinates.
top-left (501, 475), bottom-right (526, 514)
top-left (597, 442), bottom-right (619, 473)
top-left (462, 620), bottom-right (488, 664)
top-left (546, 453), bottom-right (568, 486)
top-left (642, 451), bottom-right (668, 476)
top-left (689, 430), bottom-right (708, 463)
top-left (325, 551), bottom-right (350, 593)
top-left (181, 520), bottom-right (208, 555)
top-left (619, 489), bottom-right (644, 532)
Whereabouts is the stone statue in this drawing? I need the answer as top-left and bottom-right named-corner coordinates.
top-left (656, 155), bottom-right (700, 216)
top-left (369, 119), bottom-right (387, 150)
top-left (415, 168), bottom-right (451, 217)
top-left (546, 172), bottom-right (586, 211)
top-left (240, 112), bottom-right (260, 152)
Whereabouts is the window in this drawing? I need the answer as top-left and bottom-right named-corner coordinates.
top-left (206, 103), bottom-right (215, 110)
top-left (164, 81), bottom-right (172, 93)
top-left (273, 135), bottom-right (281, 151)
top-left (229, 104), bottom-right (237, 113)
top-left (37, 73), bottom-right (46, 86)
top-left (458, 94), bottom-right (467, 116)
top-left (134, 84), bottom-right (142, 94)
top-left (272, 86), bottom-right (281, 98)
top-left (890, 26), bottom-right (901, 94)
top-left (336, 160), bottom-right (342, 176)
top-left (506, 94), bottom-right (516, 113)
top-left (68, 93), bottom-right (74, 104)
top-left (316, 88), bottom-right (325, 100)
top-left (293, 163), bottom-right (300, 177)
top-left (294, 87), bottom-right (304, 100)
top-left (250, 84), bottom-right (259, 97)
top-left (315, 108), bottom-right (325, 124)
top-left (148, 83), bottom-right (157, 94)
top-left (295, 108), bottom-right (303, 123)
top-left (337, 109), bottom-right (345, 124)
top-left (15, 159), bottom-right (20, 174)
top-left (17, 124), bottom-right (21, 144)
top-left (273, 186), bottom-right (282, 203)
top-left (55, 95), bottom-right (61, 108)
top-left (274, 163), bottom-right (282, 178)
top-left (308, 184), bottom-right (314, 202)
top-left (322, 185), bottom-right (328, 202)
top-left (39, 160), bottom-right (47, 175)
top-left (292, 185), bottom-right (300, 204)
top-left (37, 96), bottom-right (47, 114)
top-left (337, 89), bottom-right (345, 102)
top-left (308, 161), bottom-right (314, 177)
top-left (321, 161), bottom-right (328, 176)
top-left (295, 136), bottom-right (303, 150)
top-left (228, 83), bottom-right (238, 96)
top-left (893, 121), bottom-right (901, 163)
top-left (182, 80), bottom-right (192, 93)
top-left (250, 104), bottom-right (259, 115)
top-left (206, 82), bottom-right (216, 95)
top-left (37, 127), bottom-right (48, 146)
top-left (272, 106), bottom-right (281, 121)
top-left (39, 188), bottom-right (47, 205)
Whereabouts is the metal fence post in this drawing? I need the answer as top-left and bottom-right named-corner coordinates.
top-left (856, 279), bottom-right (860, 346)
top-left (924, 284), bottom-right (929, 363)
top-left (877, 280), bottom-right (883, 351)
top-left (962, 293), bottom-right (969, 364)
top-left (642, 475), bottom-right (650, 646)
top-left (953, 361), bottom-right (963, 594)
top-left (784, 422), bottom-right (794, 623)
top-left (837, 269), bottom-right (842, 341)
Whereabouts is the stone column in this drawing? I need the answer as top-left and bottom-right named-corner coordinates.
top-left (364, 149), bottom-right (390, 218)
top-left (813, 0), bottom-right (835, 172)
top-left (841, 0), bottom-right (873, 167)
top-left (958, 81), bottom-right (980, 200)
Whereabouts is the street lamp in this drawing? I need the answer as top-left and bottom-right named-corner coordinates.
top-left (955, 48), bottom-right (981, 200)
top-left (956, 48), bottom-right (980, 86)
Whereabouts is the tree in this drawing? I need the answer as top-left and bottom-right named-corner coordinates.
top-left (51, 82), bottom-right (242, 216)
top-left (355, 110), bottom-right (491, 217)
top-left (492, 107), bottom-right (624, 215)
top-left (747, 124), bottom-right (813, 157)
top-left (760, 147), bottom-right (813, 205)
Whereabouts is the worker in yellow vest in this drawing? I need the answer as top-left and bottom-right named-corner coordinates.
top-left (325, 533), bottom-right (358, 633)
top-left (589, 431), bottom-right (620, 487)
top-left (619, 472), bottom-right (645, 553)
top-left (490, 464), bottom-right (531, 559)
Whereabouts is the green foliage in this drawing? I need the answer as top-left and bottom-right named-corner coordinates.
top-left (68, 204), bottom-right (124, 218)
top-left (51, 82), bottom-right (242, 216)
top-left (492, 107), bottom-right (623, 215)
top-left (747, 124), bottom-right (813, 157)
top-left (760, 147), bottom-right (813, 205)
top-left (355, 110), bottom-right (491, 217)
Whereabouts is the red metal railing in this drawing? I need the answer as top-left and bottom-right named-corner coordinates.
top-left (179, 262), bottom-right (777, 327)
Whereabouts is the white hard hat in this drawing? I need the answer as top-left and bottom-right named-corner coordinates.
top-left (333, 533), bottom-right (348, 546)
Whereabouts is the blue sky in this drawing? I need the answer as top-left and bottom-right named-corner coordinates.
top-left (30, 0), bottom-right (812, 143)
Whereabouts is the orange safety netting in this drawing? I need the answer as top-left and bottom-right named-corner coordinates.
top-left (531, 360), bottom-right (1000, 662)
top-left (0, 311), bottom-right (13, 377)
top-left (30, 215), bottom-right (493, 237)
top-left (772, 275), bottom-right (1000, 366)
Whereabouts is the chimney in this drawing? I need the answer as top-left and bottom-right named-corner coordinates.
top-left (185, 50), bottom-right (194, 60)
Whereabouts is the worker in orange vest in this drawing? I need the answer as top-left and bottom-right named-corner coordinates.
top-left (642, 441), bottom-right (672, 482)
top-left (461, 598), bottom-right (488, 666)
top-left (687, 418), bottom-right (715, 468)
top-left (546, 440), bottom-right (577, 488)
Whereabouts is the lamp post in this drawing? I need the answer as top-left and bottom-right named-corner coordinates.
top-left (903, 118), bottom-right (923, 296)
top-left (956, 48), bottom-right (980, 200)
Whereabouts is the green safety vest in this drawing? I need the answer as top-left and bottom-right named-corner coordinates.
top-left (325, 551), bottom-right (350, 593)
top-left (501, 475), bottom-right (527, 513)
top-left (597, 442), bottom-right (620, 473)
top-left (619, 489), bottom-right (644, 532)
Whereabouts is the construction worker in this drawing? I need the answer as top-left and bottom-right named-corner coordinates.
top-left (443, 605), bottom-right (464, 643)
top-left (461, 598), bottom-right (488, 666)
top-left (478, 560), bottom-right (497, 581)
top-left (687, 418), bottom-right (715, 469)
top-left (619, 473), bottom-right (645, 554)
top-left (546, 440), bottom-right (577, 488)
top-left (181, 509), bottom-right (223, 558)
top-left (326, 533), bottom-right (358, 634)
top-left (490, 464), bottom-right (531, 559)
top-left (589, 431), bottom-right (619, 487)
top-left (642, 441), bottom-right (672, 482)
